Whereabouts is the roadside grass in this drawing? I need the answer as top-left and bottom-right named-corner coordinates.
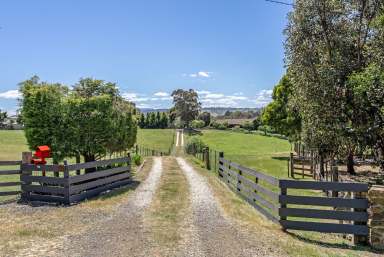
top-left (0, 157), bottom-right (153, 256)
top-left (137, 128), bottom-right (175, 153)
top-left (185, 155), bottom-right (377, 257)
top-left (146, 157), bottom-right (189, 253)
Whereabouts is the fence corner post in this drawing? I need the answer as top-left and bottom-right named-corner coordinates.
top-left (368, 185), bottom-right (384, 249)
top-left (63, 160), bottom-right (70, 205)
top-left (20, 152), bottom-right (32, 202)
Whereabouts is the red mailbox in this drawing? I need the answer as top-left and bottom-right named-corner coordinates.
top-left (31, 145), bottom-right (51, 165)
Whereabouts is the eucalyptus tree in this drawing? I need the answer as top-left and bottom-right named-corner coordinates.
top-left (285, 0), bottom-right (383, 174)
top-left (171, 89), bottom-right (201, 128)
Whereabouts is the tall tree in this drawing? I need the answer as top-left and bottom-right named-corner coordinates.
top-left (138, 113), bottom-right (146, 128)
top-left (171, 89), bottom-right (201, 127)
top-left (285, 0), bottom-right (383, 174)
top-left (262, 75), bottom-right (301, 140)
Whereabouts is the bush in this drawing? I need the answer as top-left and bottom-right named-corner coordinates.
top-left (191, 119), bottom-right (205, 129)
top-left (185, 136), bottom-right (207, 154)
top-left (132, 154), bottom-right (142, 166)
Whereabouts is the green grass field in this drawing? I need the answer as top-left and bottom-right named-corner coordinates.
top-left (197, 130), bottom-right (291, 179)
top-left (137, 129), bottom-right (175, 153)
top-left (0, 130), bottom-right (29, 202)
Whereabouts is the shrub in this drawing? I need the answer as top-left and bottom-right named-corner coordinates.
top-left (191, 119), bottom-right (205, 129)
top-left (132, 154), bottom-right (142, 166)
top-left (185, 136), bottom-right (207, 154)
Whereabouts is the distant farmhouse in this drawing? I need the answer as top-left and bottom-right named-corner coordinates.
top-left (1, 114), bottom-right (23, 130)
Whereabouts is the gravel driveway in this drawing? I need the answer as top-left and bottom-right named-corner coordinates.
top-left (58, 157), bottom-right (164, 257)
top-left (176, 157), bottom-right (281, 257)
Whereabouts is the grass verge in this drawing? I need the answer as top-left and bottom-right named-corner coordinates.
top-left (146, 156), bottom-right (189, 254)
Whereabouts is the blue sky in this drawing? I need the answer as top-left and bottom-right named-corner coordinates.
top-left (0, 0), bottom-right (291, 113)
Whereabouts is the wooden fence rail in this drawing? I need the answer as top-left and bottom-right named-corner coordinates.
top-left (0, 160), bottom-right (21, 198)
top-left (217, 153), bottom-right (370, 242)
top-left (20, 155), bottom-right (131, 204)
top-left (218, 155), bottom-right (280, 223)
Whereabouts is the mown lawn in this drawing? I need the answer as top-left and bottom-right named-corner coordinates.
top-left (0, 130), bottom-right (29, 202)
top-left (137, 129), bottom-right (175, 153)
top-left (197, 130), bottom-right (291, 179)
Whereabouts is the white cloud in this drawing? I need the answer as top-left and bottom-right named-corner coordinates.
top-left (121, 89), bottom-right (272, 109)
top-left (153, 92), bottom-right (168, 97)
top-left (204, 93), bottom-right (224, 99)
top-left (122, 92), bottom-right (149, 102)
top-left (0, 90), bottom-right (21, 99)
top-left (196, 90), bottom-right (211, 95)
top-left (187, 71), bottom-right (212, 78)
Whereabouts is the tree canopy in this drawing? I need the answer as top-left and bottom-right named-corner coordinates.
top-left (262, 75), bottom-right (301, 140)
top-left (171, 89), bottom-right (201, 127)
top-left (285, 0), bottom-right (384, 173)
top-left (20, 76), bottom-right (137, 163)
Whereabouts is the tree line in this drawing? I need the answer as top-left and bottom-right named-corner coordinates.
top-left (262, 0), bottom-right (384, 174)
top-left (138, 112), bottom-right (169, 129)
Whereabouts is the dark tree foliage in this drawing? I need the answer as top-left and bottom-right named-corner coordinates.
top-left (171, 89), bottom-right (201, 127)
top-left (20, 76), bottom-right (137, 163)
top-left (262, 75), bottom-right (301, 141)
top-left (138, 112), bottom-right (169, 129)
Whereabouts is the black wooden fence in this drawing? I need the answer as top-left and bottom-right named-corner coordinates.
top-left (0, 160), bottom-right (21, 200)
top-left (218, 153), bottom-right (370, 240)
top-left (21, 156), bottom-right (131, 204)
top-left (135, 145), bottom-right (171, 157)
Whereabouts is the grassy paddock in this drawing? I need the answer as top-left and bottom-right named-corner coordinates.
top-left (0, 130), bottom-right (29, 202)
top-left (195, 129), bottom-right (291, 178)
top-left (136, 129), bottom-right (174, 153)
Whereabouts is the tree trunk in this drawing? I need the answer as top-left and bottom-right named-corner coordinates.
top-left (347, 151), bottom-right (356, 175)
top-left (319, 154), bottom-right (325, 179)
top-left (83, 154), bottom-right (96, 173)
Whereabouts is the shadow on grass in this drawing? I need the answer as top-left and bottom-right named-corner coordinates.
top-left (272, 156), bottom-right (290, 161)
top-left (286, 231), bottom-right (384, 254)
top-left (0, 198), bottom-right (18, 205)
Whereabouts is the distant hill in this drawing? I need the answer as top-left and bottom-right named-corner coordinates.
top-left (138, 107), bottom-right (262, 116)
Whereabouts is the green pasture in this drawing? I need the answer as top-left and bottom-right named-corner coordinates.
top-left (196, 130), bottom-right (291, 179)
top-left (136, 129), bottom-right (175, 153)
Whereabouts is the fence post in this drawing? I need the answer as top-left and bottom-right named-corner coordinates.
top-left (214, 150), bottom-right (217, 173)
top-left (218, 152), bottom-right (224, 177)
top-left (331, 160), bottom-right (338, 197)
top-left (205, 147), bottom-right (211, 170)
top-left (63, 160), bottom-right (70, 205)
top-left (20, 152), bottom-right (32, 202)
top-left (76, 154), bottom-right (81, 175)
top-left (290, 153), bottom-right (294, 178)
top-left (279, 181), bottom-right (287, 231)
top-left (127, 153), bottom-right (131, 176)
